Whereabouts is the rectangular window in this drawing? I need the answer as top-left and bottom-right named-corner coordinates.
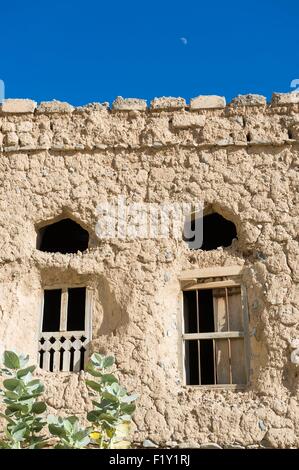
top-left (182, 279), bottom-right (248, 387)
top-left (38, 287), bottom-right (91, 373)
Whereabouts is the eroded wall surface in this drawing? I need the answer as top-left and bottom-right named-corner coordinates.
top-left (0, 93), bottom-right (298, 448)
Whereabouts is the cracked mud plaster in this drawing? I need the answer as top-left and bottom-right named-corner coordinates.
top-left (0, 94), bottom-right (298, 448)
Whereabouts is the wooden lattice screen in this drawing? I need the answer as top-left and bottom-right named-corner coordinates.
top-left (38, 286), bottom-right (92, 372)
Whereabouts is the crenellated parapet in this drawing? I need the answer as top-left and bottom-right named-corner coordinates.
top-left (1, 93), bottom-right (299, 153)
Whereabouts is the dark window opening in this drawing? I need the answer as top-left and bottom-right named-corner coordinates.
top-left (42, 289), bottom-right (61, 332)
top-left (183, 290), bottom-right (197, 333)
top-left (186, 212), bottom-right (237, 251)
top-left (200, 339), bottom-right (215, 385)
top-left (184, 289), bottom-right (215, 333)
top-left (37, 218), bottom-right (89, 254)
top-left (185, 340), bottom-right (199, 385)
top-left (198, 290), bottom-right (215, 332)
top-left (67, 288), bottom-right (86, 331)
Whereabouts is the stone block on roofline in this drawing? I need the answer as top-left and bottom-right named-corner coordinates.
top-left (1, 99), bottom-right (37, 113)
top-left (150, 97), bottom-right (186, 110)
top-left (231, 94), bottom-right (266, 106)
top-left (190, 95), bottom-right (226, 109)
top-left (112, 96), bottom-right (147, 111)
top-left (271, 92), bottom-right (299, 105)
top-left (37, 100), bottom-right (74, 113)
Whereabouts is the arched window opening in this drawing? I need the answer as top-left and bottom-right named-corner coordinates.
top-left (37, 218), bottom-right (89, 254)
top-left (185, 212), bottom-right (237, 251)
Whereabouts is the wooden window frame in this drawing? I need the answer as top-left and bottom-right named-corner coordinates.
top-left (179, 266), bottom-right (250, 390)
top-left (38, 285), bottom-right (93, 373)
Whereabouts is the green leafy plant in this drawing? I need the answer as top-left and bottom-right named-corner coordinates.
top-left (0, 351), bottom-right (48, 449)
top-left (85, 353), bottom-right (137, 449)
top-left (0, 350), bottom-right (138, 449)
top-left (47, 415), bottom-right (90, 449)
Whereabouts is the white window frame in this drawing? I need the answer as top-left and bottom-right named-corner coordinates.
top-left (179, 266), bottom-right (250, 390)
top-left (38, 285), bottom-right (93, 372)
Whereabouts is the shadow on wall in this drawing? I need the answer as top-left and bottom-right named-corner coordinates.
top-left (96, 275), bottom-right (130, 336)
top-left (282, 358), bottom-right (299, 396)
top-left (39, 269), bottom-right (130, 337)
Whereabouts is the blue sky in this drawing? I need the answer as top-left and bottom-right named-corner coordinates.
top-left (1, 0), bottom-right (299, 105)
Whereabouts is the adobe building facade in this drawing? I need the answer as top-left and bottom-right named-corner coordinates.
top-left (0, 93), bottom-right (298, 448)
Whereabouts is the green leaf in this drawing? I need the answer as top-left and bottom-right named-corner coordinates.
top-left (119, 414), bottom-right (133, 422)
top-left (101, 374), bottom-right (118, 384)
top-left (97, 413), bottom-right (118, 425)
top-left (3, 390), bottom-right (19, 400)
top-left (18, 354), bottom-right (29, 368)
top-left (27, 437), bottom-right (49, 449)
top-left (84, 362), bottom-right (103, 377)
top-left (100, 419), bottom-right (116, 431)
top-left (121, 393), bottom-right (138, 403)
top-left (6, 404), bottom-right (23, 414)
top-left (90, 353), bottom-right (104, 367)
top-left (32, 423), bottom-right (44, 433)
top-left (65, 416), bottom-right (78, 426)
top-left (120, 403), bottom-right (136, 414)
top-left (3, 378), bottom-right (21, 391)
top-left (85, 380), bottom-right (102, 393)
top-left (23, 379), bottom-right (44, 396)
top-left (3, 351), bottom-right (20, 370)
top-left (26, 379), bottom-right (44, 391)
top-left (76, 435), bottom-right (90, 448)
top-left (102, 391), bottom-right (120, 404)
top-left (17, 365), bottom-right (36, 378)
top-left (107, 382), bottom-right (123, 396)
top-left (11, 424), bottom-right (27, 442)
top-left (32, 402), bottom-right (47, 414)
top-left (102, 356), bottom-right (115, 369)
top-left (19, 391), bottom-right (43, 401)
top-left (21, 404), bottom-right (31, 414)
top-left (73, 429), bottom-right (90, 441)
top-left (63, 416), bottom-right (78, 434)
top-left (91, 399), bottom-right (102, 408)
top-left (86, 410), bottom-right (101, 422)
top-left (48, 423), bottom-right (65, 437)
